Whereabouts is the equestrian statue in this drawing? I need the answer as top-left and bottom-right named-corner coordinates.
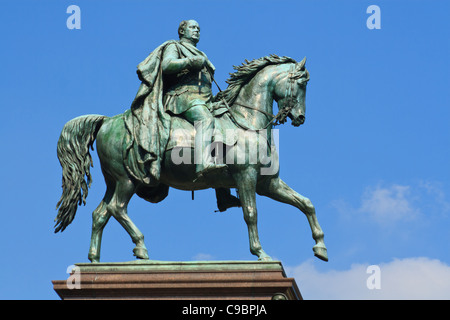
top-left (54, 20), bottom-right (328, 263)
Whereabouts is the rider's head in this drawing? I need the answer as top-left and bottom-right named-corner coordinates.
top-left (178, 20), bottom-right (200, 45)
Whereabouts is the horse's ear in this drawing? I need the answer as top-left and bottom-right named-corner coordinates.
top-left (296, 57), bottom-right (306, 70)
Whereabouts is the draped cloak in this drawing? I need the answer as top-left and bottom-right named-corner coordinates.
top-left (123, 40), bottom-right (175, 186)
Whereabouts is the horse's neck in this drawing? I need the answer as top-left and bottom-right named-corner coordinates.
top-left (231, 65), bottom-right (282, 130)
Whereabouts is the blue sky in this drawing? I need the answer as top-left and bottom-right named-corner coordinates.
top-left (0, 0), bottom-right (449, 299)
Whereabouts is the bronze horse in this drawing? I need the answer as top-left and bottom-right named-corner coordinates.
top-left (55, 55), bottom-right (328, 263)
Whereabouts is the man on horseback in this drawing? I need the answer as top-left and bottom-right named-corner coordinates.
top-left (124, 19), bottom-right (240, 211)
top-left (161, 20), bottom-right (227, 179)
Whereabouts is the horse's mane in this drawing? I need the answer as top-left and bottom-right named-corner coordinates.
top-left (215, 54), bottom-right (297, 105)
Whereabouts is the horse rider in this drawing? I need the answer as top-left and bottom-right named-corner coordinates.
top-left (161, 19), bottom-right (227, 180)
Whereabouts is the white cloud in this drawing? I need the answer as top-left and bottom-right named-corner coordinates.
top-left (286, 257), bottom-right (450, 300)
top-left (359, 184), bottom-right (420, 225)
top-left (419, 181), bottom-right (450, 216)
top-left (334, 181), bottom-right (449, 226)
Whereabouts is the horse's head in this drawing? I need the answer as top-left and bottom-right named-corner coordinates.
top-left (274, 57), bottom-right (310, 127)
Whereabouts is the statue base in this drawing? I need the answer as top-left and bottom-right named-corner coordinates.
top-left (52, 260), bottom-right (302, 300)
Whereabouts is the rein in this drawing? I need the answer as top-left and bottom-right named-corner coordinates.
top-left (208, 64), bottom-right (298, 131)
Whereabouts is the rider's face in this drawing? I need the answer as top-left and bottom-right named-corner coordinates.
top-left (181, 20), bottom-right (200, 44)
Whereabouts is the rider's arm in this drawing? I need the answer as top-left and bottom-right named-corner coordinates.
top-left (161, 44), bottom-right (205, 74)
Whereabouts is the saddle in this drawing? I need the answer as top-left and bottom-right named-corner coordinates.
top-left (166, 104), bottom-right (239, 151)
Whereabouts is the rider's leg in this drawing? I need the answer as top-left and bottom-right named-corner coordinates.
top-left (183, 104), bottom-right (226, 176)
top-left (183, 105), bottom-right (234, 209)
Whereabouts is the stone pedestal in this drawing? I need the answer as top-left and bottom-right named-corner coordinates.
top-left (52, 260), bottom-right (302, 300)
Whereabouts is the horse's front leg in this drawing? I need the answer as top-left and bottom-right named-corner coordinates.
top-left (234, 168), bottom-right (272, 261)
top-left (257, 177), bottom-right (328, 262)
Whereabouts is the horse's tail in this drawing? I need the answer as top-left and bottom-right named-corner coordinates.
top-left (54, 114), bottom-right (107, 233)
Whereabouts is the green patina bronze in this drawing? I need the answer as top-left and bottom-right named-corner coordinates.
top-left (55, 20), bottom-right (328, 263)
top-left (73, 260), bottom-right (285, 273)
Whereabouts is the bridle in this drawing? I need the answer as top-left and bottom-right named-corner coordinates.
top-left (275, 63), bottom-right (300, 126)
top-left (213, 64), bottom-right (300, 130)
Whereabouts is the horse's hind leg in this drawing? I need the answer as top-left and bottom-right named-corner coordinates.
top-left (88, 198), bottom-right (111, 263)
top-left (257, 177), bottom-right (328, 262)
top-left (107, 179), bottom-right (149, 260)
top-left (88, 184), bottom-right (115, 262)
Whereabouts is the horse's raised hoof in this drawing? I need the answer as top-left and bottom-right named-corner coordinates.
top-left (133, 247), bottom-right (149, 260)
top-left (313, 244), bottom-right (328, 262)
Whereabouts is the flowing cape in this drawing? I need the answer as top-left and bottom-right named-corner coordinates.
top-left (123, 40), bottom-right (176, 185)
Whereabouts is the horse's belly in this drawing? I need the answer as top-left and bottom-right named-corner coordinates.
top-left (161, 149), bottom-right (236, 190)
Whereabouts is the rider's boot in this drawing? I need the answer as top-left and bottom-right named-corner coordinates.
top-left (215, 188), bottom-right (241, 212)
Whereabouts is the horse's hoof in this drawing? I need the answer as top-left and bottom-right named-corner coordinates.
top-left (313, 244), bottom-right (328, 262)
top-left (88, 253), bottom-right (100, 263)
top-left (133, 247), bottom-right (149, 260)
top-left (258, 254), bottom-right (273, 262)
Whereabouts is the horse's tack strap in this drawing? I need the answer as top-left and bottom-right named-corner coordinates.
top-left (204, 63), bottom-right (296, 130)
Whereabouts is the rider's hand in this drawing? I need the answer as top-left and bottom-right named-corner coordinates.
top-left (189, 56), bottom-right (206, 70)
